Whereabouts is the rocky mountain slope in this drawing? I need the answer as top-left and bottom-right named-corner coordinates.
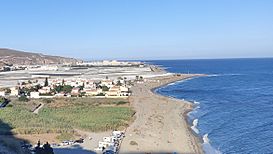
top-left (0, 48), bottom-right (80, 65)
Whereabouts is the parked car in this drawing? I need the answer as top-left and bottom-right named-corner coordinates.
top-left (60, 141), bottom-right (69, 146)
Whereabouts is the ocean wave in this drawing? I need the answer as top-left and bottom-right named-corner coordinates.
top-left (168, 82), bottom-right (175, 86)
top-left (207, 73), bottom-right (244, 77)
top-left (187, 100), bottom-right (201, 118)
top-left (193, 101), bottom-right (200, 105)
top-left (202, 134), bottom-right (222, 154)
top-left (191, 119), bottom-right (199, 134)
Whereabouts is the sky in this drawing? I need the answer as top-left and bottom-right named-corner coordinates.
top-left (0, 0), bottom-right (273, 60)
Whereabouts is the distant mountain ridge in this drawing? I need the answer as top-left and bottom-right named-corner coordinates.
top-left (0, 48), bottom-right (81, 66)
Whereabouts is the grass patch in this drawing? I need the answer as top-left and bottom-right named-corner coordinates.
top-left (41, 106), bottom-right (134, 132)
top-left (114, 101), bottom-right (128, 105)
top-left (0, 100), bottom-right (134, 135)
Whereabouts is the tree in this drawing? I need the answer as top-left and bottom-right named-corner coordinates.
top-left (55, 85), bottom-right (62, 93)
top-left (116, 81), bottom-right (122, 86)
top-left (35, 84), bottom-right (42, 91)
top-left (4, 88), bottom-right (11, 94)
top-left (101, 85), bottom-right (109, 91)
top-left (62, 85), bottom-right (73, 93)
top-left (62, 79), bottom-right (65, 86)
top-left (44, 77), bottom-right (49, 87)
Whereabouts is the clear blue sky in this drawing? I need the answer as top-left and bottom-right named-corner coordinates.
top-left (1, 0), bottom-right (273, 60)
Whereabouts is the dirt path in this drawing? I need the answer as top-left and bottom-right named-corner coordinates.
top-left (33, 103), bottom-right (44, 114)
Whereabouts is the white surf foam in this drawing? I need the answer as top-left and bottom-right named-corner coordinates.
top-left (202, 134), bottom-right (222, 154)
top-left (193, 101), bottom-right (200, 105)
top-left (207, 73), bottom-right (244, 77)
top-left (207, 74), bottom-right (222, 77)
top-left (168, 82), bottom-right (175, 86)
top-left (191, 119), bottom-right (199, 134)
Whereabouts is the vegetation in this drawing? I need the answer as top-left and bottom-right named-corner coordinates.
top-left (0, 99), bottom-right (134, 135)
top-left (41, 106), bottom-right (133, 132)
top-left (54, 85), bottom-right (73, 93)
top-left (101, 85), bottom-right (110, 91)
top-left (4, 88), bottom-right (11, 94)
top-left (44, 77), bottom-right (48, 87)
top-left (114, 101), bottom-right (128, 105)
top-left (130, 140), bottom-right (138, 145)
top-left (0, 97), bottom-right (5, 103)
top-left (96, 93), bottom-right (105, 96)
top-left (116, 81), bottom-right (122, 86)
top-left (18, 95), bottom-right (29, 102)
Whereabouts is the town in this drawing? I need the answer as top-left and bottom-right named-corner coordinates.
top-left (0, 75), bottom-right (145, 100)
top-left (0, 74), bottom-right (145, 154)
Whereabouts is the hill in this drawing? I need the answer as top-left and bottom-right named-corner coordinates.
top-left (0, 48), bottom-right (80, 65)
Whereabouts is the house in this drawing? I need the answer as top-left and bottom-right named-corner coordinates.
top-left (71, 88), bottom-right (80, 95)
top-left (10, 87), bottom-right (19, 96)
top-left (0, 90), bottom-right (5, 97)
top-left (38, 86), bottom-right (51, 94)
top-left (55, 92), bottom-right (65, 97)
top-left (101, 80), bottom-right (113, 87)
top-left (84, 88), bottom-right (102, 96)
top-left (105, 86), bottom-right (130, 97)
top-left (106, 90), bottom-right (120, 96)
top-left (105, 86), bottom-right (120, 96)
top-left (30, 92), bottom-right (40, 98)
top-left (120, 86), bottom-right (130, 96)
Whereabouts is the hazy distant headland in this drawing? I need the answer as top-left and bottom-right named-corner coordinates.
top-left (0, 48), bottom-right (80, 67)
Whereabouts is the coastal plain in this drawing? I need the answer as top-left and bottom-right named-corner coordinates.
top-left (0, 63), bottom-right (204, 154)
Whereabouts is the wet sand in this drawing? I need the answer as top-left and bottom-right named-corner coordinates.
top-left (119, 74), bottom-right (204, 154)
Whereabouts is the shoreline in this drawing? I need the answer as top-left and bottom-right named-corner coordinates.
top-left (151, 74), bottom-right (205, 153)
top-left (119, 73), bottom-right (205, 154)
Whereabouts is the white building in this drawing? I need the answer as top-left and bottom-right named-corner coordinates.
top-left (38, 87), bottom-right (51, 94)
top-left (84, 88), bottom-right (102, 96)
top-left (71, 88), bottom-right (80, 95)
top-left (0, 90), bottom-right (6, 97)
top-left (10, 87), bottom-right (19, 96)
top-left (30, 92), bottom-right (40, 98)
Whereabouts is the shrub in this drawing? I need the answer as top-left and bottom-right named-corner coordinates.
top-left (18, 96), bottom-right (29, 102)
top-left (96, 93), bottom-right (105, 96)
top-left (115, 101), bottom-right (128, 105)
top-left (130, 140), bottom-right (138, 145)
top-left (101, 86), bottom-right (109, 91)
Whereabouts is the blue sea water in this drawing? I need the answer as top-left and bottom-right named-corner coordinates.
top-left (148, 59), bottom-right (273, 154)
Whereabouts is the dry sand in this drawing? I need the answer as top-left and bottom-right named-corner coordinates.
top-left (119, 74), bottom-right (204, 154)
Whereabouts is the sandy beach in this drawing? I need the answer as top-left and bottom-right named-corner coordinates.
top-left (120, 74), bottom-right (204, 154)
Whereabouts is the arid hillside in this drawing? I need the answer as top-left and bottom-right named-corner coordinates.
top-left (0, 48), bottom-right (80, 65)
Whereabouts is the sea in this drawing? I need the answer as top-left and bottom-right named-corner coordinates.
top-left (148, 58), bottom-right (273, 154)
